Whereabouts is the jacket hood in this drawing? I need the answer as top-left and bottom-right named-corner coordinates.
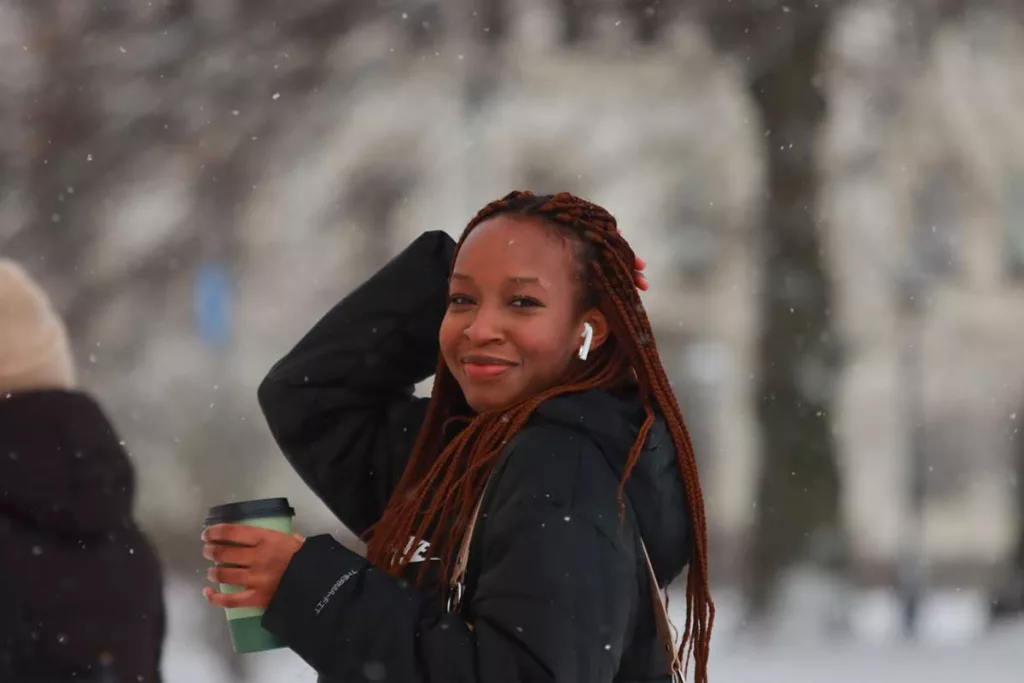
top-left (0, 390), bottom-right (137, 537)
top-left (533, 387), bottom-right (693, 586)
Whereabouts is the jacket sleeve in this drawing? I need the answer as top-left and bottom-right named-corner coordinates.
top-left (261, 428), bottom-right (641, 683)
top-left (257, 231), bottom-right (456, 536)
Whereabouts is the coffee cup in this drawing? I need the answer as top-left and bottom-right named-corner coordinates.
top-left (204, 497), bottom-right (295, 654)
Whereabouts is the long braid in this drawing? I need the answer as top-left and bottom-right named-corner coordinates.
top-left (365, 191), bottom-right (713, 682)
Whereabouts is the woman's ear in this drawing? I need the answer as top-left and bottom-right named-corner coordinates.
top-left (579, 308), bottom-right (610, 354)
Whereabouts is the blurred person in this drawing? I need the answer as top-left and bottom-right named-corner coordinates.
top-left (203, 191), bottom-right (714, 682)
top-left (0, 260), bottom-right (165, 682)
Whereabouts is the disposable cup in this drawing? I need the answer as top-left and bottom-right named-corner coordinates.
top-left (204, 497), bottom-right (295, 653)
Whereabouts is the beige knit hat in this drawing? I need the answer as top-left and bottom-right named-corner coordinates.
top-left (0, 259), bottom-right (76, 393)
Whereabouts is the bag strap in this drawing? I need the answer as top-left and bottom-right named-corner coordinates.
top-left (447, 489), bottom-right (485, 614)
top-left (447, 446), bottom-right (517, 614)
top-left (449, 488), bottom-right (685, 681)
top-left (639, 538), bottom-right (685, 682)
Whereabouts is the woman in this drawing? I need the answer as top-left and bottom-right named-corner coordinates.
top-left (0, 259), bottom-right (165, 683)
top-left (202, 191), bottom-right (713, 682)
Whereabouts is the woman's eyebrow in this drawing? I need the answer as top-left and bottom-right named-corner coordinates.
top-left (451, 273), bottom-right (543, 285)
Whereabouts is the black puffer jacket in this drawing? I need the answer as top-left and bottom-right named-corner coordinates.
top-left (0, 391), bottom-right (165, 683)
top-left (258, 231), bottom-right (693, 683)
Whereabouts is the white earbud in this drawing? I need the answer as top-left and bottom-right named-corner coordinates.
top-left (578, 322), bottom-right (594, 361)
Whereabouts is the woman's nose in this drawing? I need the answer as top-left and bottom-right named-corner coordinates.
top-left (462, 307), bottom-right (503, 344)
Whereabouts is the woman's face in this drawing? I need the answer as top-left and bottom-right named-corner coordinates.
top-left (439, 215), bottom-right (600, 414)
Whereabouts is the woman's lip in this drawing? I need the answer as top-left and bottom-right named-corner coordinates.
top-left (462, 362), bottom-right (515, 379)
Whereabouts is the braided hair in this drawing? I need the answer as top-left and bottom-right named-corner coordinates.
top-left (365, 190), bottom-right (713, 681)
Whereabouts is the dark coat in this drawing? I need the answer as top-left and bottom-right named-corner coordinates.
top-left (0, 391), bottom-right (165, 683)
top-left (257, 232), bottom-right (693, 682)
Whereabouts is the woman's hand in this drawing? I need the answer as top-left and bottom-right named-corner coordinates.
top-left (201, 524), bottom-right (306, 609)
top-left (616, 227), bottom-right (648, 291)
top-left (633, 255), bottom-right (648, 291)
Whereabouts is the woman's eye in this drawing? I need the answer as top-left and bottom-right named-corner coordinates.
top-left (510, 297), bottom-right (542, 308)
top-left (448, 295), bottom-right (473, 306)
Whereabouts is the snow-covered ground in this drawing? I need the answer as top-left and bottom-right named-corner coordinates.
top-left (164, 574), bottom-right (1024, 682)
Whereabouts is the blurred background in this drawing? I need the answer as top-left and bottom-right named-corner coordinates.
top-left (2, 0), bottom-right (1024, 680)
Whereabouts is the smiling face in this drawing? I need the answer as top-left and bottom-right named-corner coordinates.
top-left (439, 215), bottom-right (606, 414)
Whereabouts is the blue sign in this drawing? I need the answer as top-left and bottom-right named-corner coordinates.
top-left (194, 261), bottom-right (233, 350)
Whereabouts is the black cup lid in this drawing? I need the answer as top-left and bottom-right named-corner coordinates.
top-left (204, 497), bottom-right (295, 526)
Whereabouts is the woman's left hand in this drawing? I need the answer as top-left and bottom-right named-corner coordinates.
top-left (202, 524), bottom-right (306, 609)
